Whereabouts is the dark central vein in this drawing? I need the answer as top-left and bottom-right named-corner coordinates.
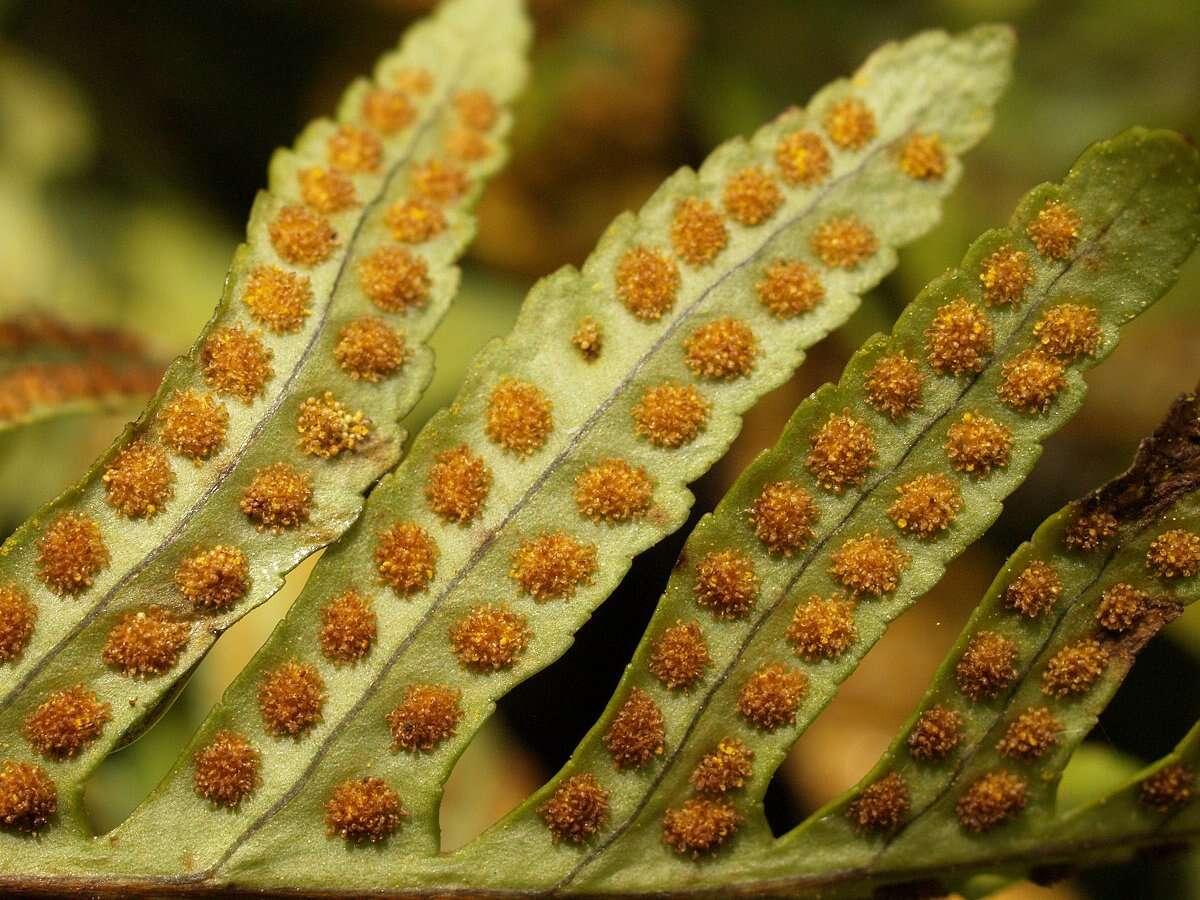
top-left (194, 112), bottom-right (912, 881)
top-left (557, 167), bottom-right (1156, 888)
top-left (0, 54), bottom-right (454, 713)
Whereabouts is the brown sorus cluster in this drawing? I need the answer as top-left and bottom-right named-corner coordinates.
top-left (787, 594), bottom-right (856, 660)
top-left (0, 760), bottom-right (57, 833)
top-left (1146, 529), bottom-right (1200, 579)
top-left (899, 132), bottom-right (946, 180)
top-left (510, 532), bottom-right (597, 601)
top-left (269, 204), bottom-right (338, 267)
top-left (1034, 303), bottom-right (1101, 359)
top-left (649, 620), bottom-right (710, 690)
top-left (662, 798), bottom-right (742, 857)
top-left (425, 445), bottom-right (492, 524)
top-left (999, 349), bottom-right (1066, 414)
top-left (1138, 763), bottom-right (1195, 813)
top-left (756, 259), bottom-right (824, 318)
top-left (334, 317), bottom-right (407, 382)
top-left (829, 532), bottom-right (909, 597)
top-left (907, 705), bottom-right (965, 761)
top-left (945, 412), bottom-right (1012, 476)
top-left (722, 166), bottom-right (782, 226)
top-left (299, 167), bottom-right (356, 215)
top-left (1096, 583), bottom-right (1150, 633)
top-left (295, 392), bottom-right (371, 459)
top-left (0, 583), bottom-right (36, 662)
top-left (358, 246), bottom-right (429, 313)
top-left (603, 688), bottom-right (665, 769)
top-left (243, 264), bottom-right (312, 333)
top-left (374, 521), bottom-right (437, 594)
top-left (257, 660), bottom-right (326, 737)
top-left (387, 683), bottom-right (463, 752)
top-left (160, 389), bottom-right (229, 461)
top-left (979, 245), bottom-right (1033, 306)
top-left (888, 473), bottom-right (963, 538)
top-left (448, 603), bottom-right (531, 672)
top-left (806, 411), bottom-right (876, 493)
top-left (1003, 560), bottom-right (1063, 619)
top-left (325, 777), bottom-right (407, 842)
top-left (683, 317), bottom-right (757, 380)
top-left (23, 684), bottom-right (111, 759)
top-left (847, 772), bottom-right (911, 833)
top-left (1042, 638), bottom-right (1108, 697)
top-left (694, 548), bottom-right (760, 619)
top-left (632, 382), bottom-right (709, 448)
top-left (690, 738), bottom-right (754, 796)
top-left (538, 773), bottom-right (610, 844)
top-left (615, 245), bottom-right (679, 320)
top-left (776, 130), bottom-right (831, 186)
top-left (193, 730), bottom-right (261, 808)
top-left (925, 297), bottom-right (994, 375)
top-left (811, 216), bottom-right (877, 269)
top-left (864, 352), bottom-right (924, 419)
top-left (571, 317), bottom-right (602, 361)
top-left (328, 125), bottom-right (382, 174)
top-left (955, 631), bottom-right (1019, 701)
top-left (486, 378), bottom-right (553, 455)
top-left (738, 662), bottom-right (807, 731)
top-left (956, 770), bottom-right (1027, 832)
top-left (241, 462), bottom-right (313, 531)
top-left (201, 324), bottom-right (273, 403)
top-left (997, 707), bottom-right (1063, 761)
top-left (318, 590), bottom-right (377, 665)
top-left (748, 480), bottom-right (818, 556)
top-left (574, 458), bottom-right (653, 523)
top-left (37, 512), bottom-right (108, 595)
top-left (102, 439), bottom-right (174, 519)
top-left (1027, 200), bottom-right (1082, 260)
top-left (671, 197), bottom-right (727, 266)
top-left (823, 97), bottom-right (876, 150)
top-left (1065, 507), bottom-right (1119, 552)
top-left (175, 545), bottom-right (249, 611)
top-left (102, 607), bottom-right (190, 677)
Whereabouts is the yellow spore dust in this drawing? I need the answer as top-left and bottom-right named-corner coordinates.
top-left (996, 706), bottom-right (1062, 761)
top-left (298, 167), bottom-right (356, 215)
top-left (1033, 303), bottom-right (1102, 360)
top-left (683, 317), bottom-right (756, 380)
top-left (362, 88), bottom-right (415, 135)
top-left (36, 512), bottom-right (108, 596)
top-left (756, 259), bottom-right (824, 318)
top-left (571, 316), bottom-right (603, 361)
top-left (899, 132), bottom-right (946, 180)
top-left (175, 545), bottom-right (249, 611)
top-left (979, 245), bottom-right (1034, 307)
top-left (327, 124), bottom-right (383, 174)
top-left (786, 594), bottom-right (856, 661)
top-left (811, 215), bottom-right (877, 269)
top-left (823, 97), bottom-right (876, 150)
top-left (670, 197), bottom-right (727, 267)
top-left (510, 532), bottom-right (597, 601)
top-left (997, 349), bottom-right (1065, 413)
top-left (887, 473), bottom-right (963, 538)
top-left (574, 458), bottom-right (653, 523)
top-left (907, 705), bottom-right (963, 761)
top-left (1027, 200), bottom-right (1082, 260)
top-left (0, 583), bottom-right (36, 662)
top-left (748, 480), bottom-right (818, 556)
top-left (268, 204), bottom-right (338, 267)
top-left (101, 439), bottom-right (174, 519)
top-left (690, 738), bottom-right (754, 796)
top-left (864, 352), bottom-right (923, 419)
top-left (201, 324), bottom-right (273, 403)
top-left (358, 245), bottom-right (430, 313)
top-left (334, 317), bottom-right (407, 382)
top-left (632, 382), bottom-right (709, 449)
top-left (1041, 638), bottom-right (1108, 697)
top-left (693, 548), bottom-right (759, 620)
top-left (411, 159), bottom-right (468, 205)
top-left (925, 297), bottom-right (994, 376)
top-left (776, 130), bottom-right (830, 186)
top-left (616, 245), bottom-right (680, 321)
top-left (956, 770), bottom-right (1027, 832)
top-left (240, 461), bottom-right (313, 532)
top-left (806, 411), bottom-right (876, 493)
top-left (159, 389), bottom-right (228, 462)
top-left (1003, 560), bottom-right (1062, 619)
top-left (944, 412), bottom-right (1012, 476)
top-left (385, 197), bottom-right (446, 244)
top-left (1147, 529), bottom-right (1200, 579)
top-left (486, 378), bottom-right (553, 455)
top-left (847, 772), bottom-right (910, 834)
top-left (449, 603), bottom-right (531, 672)
top-left (243, 264), bottom-right (312, 334)
top-left (374, 521), bottom-right (437, 595)
top-left (296, 392), bottom-right (371, 459)
top-left (722, 166), bottom-right (782, 226)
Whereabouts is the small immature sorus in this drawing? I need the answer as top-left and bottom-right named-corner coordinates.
top-left (486, 378), bottom-right (553, 455)
top-left (425, 445), bottom-right (492, 524)
top-left (1138, 763), bottom-right (1195, 813)
top-left (257, 660), bottom-right (326, 737)
top-left (201, 324), bottom-right (273, 403)
top-left (671, 197), bottom-right (727, 267)
top-left (925, 297), bottom-right (994, 376)
top-left (829, 532), bottom-right (909, 597)
top-left (102, 606), bottom-right (190, 678)
top-left (632, 382), bottom-right (709, 448)
top-left (240, 462), bottom-right (313, 531)
top-left (956, 770), bottom-right (1027, 832)
top-left (615, 245), bottom-right (679, 321)
top-left (864, 352), bottom-right (924, 419)
top-left (102, 439), bottom-right (174, 519)
top-left (945, 412), bottom-right (1012, 476)
top-left (1146, 529), bottom-right (1200, 579)
top-left (887, 473), bottom-right (963, 538)
top-left (756, 259), bottom-right (824, 318)
top-left (787, 594), bottom-right (856, 661)
top-left (603, 688), bottom-right (665, 769)
top-left (748, 480), bottom-right (818, 556)
top-left (23, 684), bottom-right (111, 759)
top-left (0, 584), bottom-right (36, 662)
top-left (324, 777), bottom-right (407, 842)
top-left (811, 216), bottom-right (877, 269)
top-left (175, 545), bottom-right (249, 611)
top-left (571, 316), bottom-right (602, 361)
top-left (907, 705), bottom-right (964, 761)
top-left (374, 521), bottom-right (437, 595)
top-left (722, 166), bottom-right (782, 226)
top-left (1027, 200), bottom-right (1082, 260)
top-left (662, 798), bottom-right (742, 857)
top-left (955, 631), bottom-right (1018, 701)
top-left (510, 532), bottom-right (597, 601)
top-left (574, 458), bottom-right (653, 523)
top-left (1041, 638), bottom-right (1108, 697)
top-left (806, 411), bottom-right (876, 493)
top-left (823, 97), bottom-right (876, 150)
top-left (318, 590), bottom-right (376, 665)
top-left (648, 620), bottom-right (710, 690)
top-left (448, 604), bottom-right (531, 672)
top-left (37, 512), bottom-right (108, 595)
top-left (387, 683), bottom-right (463, 752)
top-left (1003, 560), bottom-right (1063, 619)
top-left (694, 548), bottom-right (759, 619)
top-left (690, 738), bottom-right (754, 796)
top-left (159, 389), bottom-right (228, 461)
top-left (847, 772), bottom-right (910, 834)
top-left (0, 760), bottom-right (57, 833)
top-left (738, 662), bottom-right (807, 731)
top-left (193, 730), bottom-right (260, 808)
top-left (997, 706), bottom-right (1063, 761)
top-left (538, 773), bottom-right (610, 844)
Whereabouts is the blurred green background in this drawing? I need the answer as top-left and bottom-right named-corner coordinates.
top-left (1, 0), bottom-right (1198, 896)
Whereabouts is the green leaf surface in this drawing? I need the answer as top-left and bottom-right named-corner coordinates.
top-left (47, 23), bottom-right (1014, 892)
top-left (469, 128), bottom-right (1200, 897)
top-left (0, 0), bottom-right (527, 857)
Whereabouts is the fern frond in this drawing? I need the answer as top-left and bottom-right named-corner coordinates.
top-left (467, 129), bottom-right (1200, 896)
top-left (92, 25), bottom-right (1012, 891)
top-left (0, 0), bottom-right (527, 853)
